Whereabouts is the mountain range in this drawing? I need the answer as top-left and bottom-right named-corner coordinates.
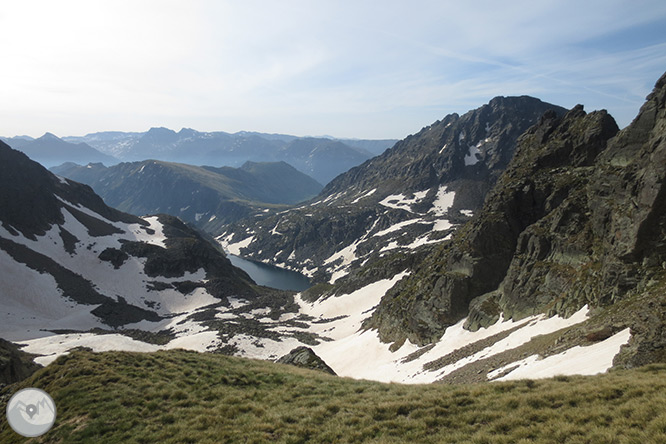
top-left (2, 71), bottom-right (666, 391)
top-left (50, 159), bottom-right (322, 232)
top-left (0, 133), bottom-right (117, 168)
top-left (62, 128), bottom-right (398, 184)
top-left (2, 130), bottom-right (397, 186)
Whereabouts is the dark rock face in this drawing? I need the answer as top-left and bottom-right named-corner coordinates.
top-left (0, 339), bottom-right (41, 385)
top-left (0, 141), bottom-right (142, 241)
top-left (367, 72), bottom-right (666, 360)
top-left (276, 346), bottom-right (336, 375)
top-left (224, 97), bottom-right (566, 283)
top-left (366, 106), bottom-right (619, 345)
top-left (323, 96), bottom-right (567, 199)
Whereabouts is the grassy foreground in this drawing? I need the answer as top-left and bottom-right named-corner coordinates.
top-left (2, 350), bottom-right (666, 443)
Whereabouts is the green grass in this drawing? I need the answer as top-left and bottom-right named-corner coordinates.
top-left (2, 350), bottom-right (666, 443)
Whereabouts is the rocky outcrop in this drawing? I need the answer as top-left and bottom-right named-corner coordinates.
top-left (276, 347), bottom-right (336, 375)
top-left (366, 72), bottom-right (666, 361)
top-left (0, 339), bottom-right (41, 385)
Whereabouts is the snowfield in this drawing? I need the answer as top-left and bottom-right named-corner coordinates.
top-left (1, 190), bottom-right (633, 385)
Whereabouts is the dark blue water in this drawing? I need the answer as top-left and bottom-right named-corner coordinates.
top-left (228, 255), bottom-right (312, 292)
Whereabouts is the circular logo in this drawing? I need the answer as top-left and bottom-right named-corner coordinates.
top-left (6, 388), bottom-right (57, 437)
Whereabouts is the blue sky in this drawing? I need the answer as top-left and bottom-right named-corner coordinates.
top-left (1, 0), bottom-right (666, 139)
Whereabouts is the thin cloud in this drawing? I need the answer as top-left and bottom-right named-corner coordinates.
top-left (1, 1), bottom-right (665, 138)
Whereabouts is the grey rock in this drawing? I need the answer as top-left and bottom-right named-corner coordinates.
top-left (276, 347), bottom-right (336, 375)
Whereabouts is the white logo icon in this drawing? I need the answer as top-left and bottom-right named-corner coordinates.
top-left (6, 388), bottom-right (57, 437)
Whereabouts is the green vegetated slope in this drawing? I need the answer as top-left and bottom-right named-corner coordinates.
top-left (2, 349), bottom-right (666, 443)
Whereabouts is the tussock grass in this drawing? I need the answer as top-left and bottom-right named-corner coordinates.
top-left (2, 350), bottom-right (666, 443)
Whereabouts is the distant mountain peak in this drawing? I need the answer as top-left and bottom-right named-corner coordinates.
top-left (40, 132), bottom-right (61, 141)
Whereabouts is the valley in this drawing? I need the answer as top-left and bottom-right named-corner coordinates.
top-left (2, 69), bottom-right (666, 441)
top-left (3, 2), bottom-right (665, 441)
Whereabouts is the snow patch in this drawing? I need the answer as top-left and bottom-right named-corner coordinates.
top-left (351, 188), bottom-right (377, 204)
top-left (305, 304), bottom-right (590, 384)
top-left (222, 235), bottom-right (255, 256)
top-left (379, 190), bottom-right (428, 212)
top-left (430, 186), bottom-right (455, 216)
top-left (373, 219), bottom-right (424, 237)
top-left (464, 141), bottom-right (482, 166)
top-left (488, 328), bottom-right (631, 381)
top-left (18, 333), bottom-right (161, 366)
top-left (270, 221), bottom-right (283, 236)
top-left (131, 216), bottom-right (167, 248)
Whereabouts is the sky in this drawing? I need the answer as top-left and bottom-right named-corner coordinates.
top-left (1, 1), bottom-right (666, 140)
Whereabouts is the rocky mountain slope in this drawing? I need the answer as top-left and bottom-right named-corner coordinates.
top-left (51, 159), bottom-right (322, 233)
top-left (363, 72), bottom-right (666, 371)
top-left (221, 96), bottom-right (566, 283)
top-left (64, 128), bottom-right (397, 184)
top-left (2, 133), bottom-right (118, 168)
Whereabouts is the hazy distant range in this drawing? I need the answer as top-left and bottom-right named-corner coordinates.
top-left (2, 128), bottom-right (398, 185)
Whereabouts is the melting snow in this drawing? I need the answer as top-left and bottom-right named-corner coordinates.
top-left (222, 235), bottom-right (255, 256)
top-left (19, 329), bottom-right (224, 366)
top-left (379, 191), bottom-right (427, 212)
top-left (20, 334), bottom-right (161, 366)
top-left (351, 188), bottom-right (377, 204)
top-left (131, 216), bottom-right (167, 248)
top-left (488, 328), bottom-right (632, 381)
top-left (372, 219), bottom-right (425, 237)
top-left (464, 142), bottom-right (482, 166)
top-left (301, 301), bottom-right (593, 384)
top-left (430, 186), bottom-right (455, 216)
